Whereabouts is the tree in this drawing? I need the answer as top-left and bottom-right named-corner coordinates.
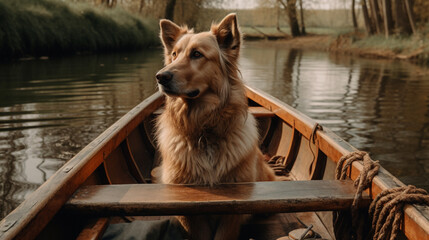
top-left (278, 0), bottom-right (301, 37)
top-left (351, 0), bottom-right (358, 31)
top-left (394, 0), bottom-right (412, 35)
top-left (359, 0), bottom-right (417, 37)
top-left (404, 0), bottom-right (417, 34)
top-left (164, 0), bottom-right (176, 21)
top-left (369, 0), bottom-right (383, 34)
top-left (382, 0), bottom-right (393, 37)
top-left (299, 0), bottom-right (306, 35)
top-left (361, 0), bottom-right (374, 35)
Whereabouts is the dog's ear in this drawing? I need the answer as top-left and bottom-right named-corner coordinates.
top-left (211, 13), bottom-right (241, 59)
top-left (159, 19), bottom-right (187, 56)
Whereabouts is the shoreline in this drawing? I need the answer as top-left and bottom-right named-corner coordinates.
top-left (0, 0), bottom-right (160, 60)
top-left (243, 30), bottom-right (429, 63)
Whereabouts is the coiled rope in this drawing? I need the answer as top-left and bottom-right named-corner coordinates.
top-left (334, 151), bottom-right (429, 240)
top-left (335, 151), bottom-right (380, 211)
top-left (369, 185), bottom-right (429, 240)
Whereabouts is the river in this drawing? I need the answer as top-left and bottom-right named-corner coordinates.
top-left (1, 41), bottom-right (428, 219)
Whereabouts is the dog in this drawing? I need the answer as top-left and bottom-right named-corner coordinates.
top-left (155, 13), bottom-right (276, 240)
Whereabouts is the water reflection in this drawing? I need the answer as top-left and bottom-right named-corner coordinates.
top-left (241, 41), bottom-right (429, 191)
top-left (0, 42), bottom-right (428, 219)
top-left (0, 50), bottom-right (163, 218)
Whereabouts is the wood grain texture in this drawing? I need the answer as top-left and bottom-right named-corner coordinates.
top-left (65, 180), bottom-right (370, 216)
top-left (245, 86), bottom-right (429, 240)
top-left (76, 218), bottom-right (109, 240)
top-left (248, 106), bottom-right (276, 117)
top-left (0, 93), bottom-right (164, 240)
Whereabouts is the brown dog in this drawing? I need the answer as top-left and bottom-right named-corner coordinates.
top-left (155, 13), bottom-right (276, 240)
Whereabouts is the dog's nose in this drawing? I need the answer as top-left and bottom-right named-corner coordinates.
top-left (156, 71), bottom-right (173, 85)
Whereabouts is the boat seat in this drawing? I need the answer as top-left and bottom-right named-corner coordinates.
top-left (153, 106), bottom-right (276, 118)
top-left (64, 180), bottom-right (369, 216)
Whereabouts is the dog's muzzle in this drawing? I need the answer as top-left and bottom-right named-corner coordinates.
top-left (156, 71), bottom-right (173, 86)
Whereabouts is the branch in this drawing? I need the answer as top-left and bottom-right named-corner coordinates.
top-left (278, 0), bottom-right (287, 10)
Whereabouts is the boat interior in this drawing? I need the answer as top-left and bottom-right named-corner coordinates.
top-left (2, 88), bottom-right (426, 240)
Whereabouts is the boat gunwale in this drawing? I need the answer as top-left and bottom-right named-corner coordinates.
top-left (0, 92), bottom-right (164, 240)
top-left (1, 85), bottom-right (428, 240)
top-left (245, 85), bottom-right (429, 240)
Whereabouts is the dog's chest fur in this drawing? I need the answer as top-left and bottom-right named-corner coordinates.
top-left (156, 102), bottom-right (259, 185)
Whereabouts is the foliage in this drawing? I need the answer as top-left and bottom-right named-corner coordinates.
top-left (0, 0), bottom-right (159, 59)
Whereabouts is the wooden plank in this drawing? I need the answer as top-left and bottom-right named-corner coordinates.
top-left (103, 147), bottom-right (137, 184)
top-left (290, 137), bottom-right (314, 180)
top-left (245, 86), bottom-right (429, 240)
top-left (65, 180), bottom-right (370, 216)
top-left (249, 106), bottom-right (276, 117)
top-left (245, 86), bottom-right (317, 140)
top-left (0, 93), bottom-right (164, 240)
top-left (76, 218), bottom-right (109, 240)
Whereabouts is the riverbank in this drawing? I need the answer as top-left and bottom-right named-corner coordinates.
top-left (242, 27), bottom-right (429, 63)
top-left (330, 32), bottom-right (429, 62)
top-left (0, 0), bottom-right (159, 60)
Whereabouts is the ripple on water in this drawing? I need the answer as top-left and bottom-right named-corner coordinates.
top-left (1, 44), bottom-right (429, 219)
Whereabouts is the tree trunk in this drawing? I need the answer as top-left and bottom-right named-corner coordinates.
top-left (352, 0), bottom-right (358, 31)
top-left (139, 0), bottom-right (145, 13)
top-left (299, 0), bottom-right (306, 35)
top-left (404, 0), bottom-right (417, 34)
top-left (164, 0), bottom-right (176, 21)
top-left (276, 0), bottom-right (281, 31)
top-left (394, 0), bottom-right (412, 34)
top-left (362, 0), bottom-right (374, 35)
top-left (382, 0), bottom-right (393, 37)
top-left (369, 0), bottom-right (383, 34)
top-left (286, 0), bottom-right (301, 37)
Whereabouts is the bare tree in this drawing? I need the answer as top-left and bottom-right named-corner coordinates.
top-left (361, 0), bottom-right (374, 35)
top-left (369, 0), bottom-right (383, 34)
top-left (165, 0), bottom-right (176, 21)
top-left (278, 0), bottom-right (301, 37)
top-left (382, 0), bottom-right (393, 37)
top-left (299, 0), bottom-right (305, 35)
top-left (404, 0), bottom-right (417, 34)
top-left (394, 0), bottom-right (412, 34)
top-left (276, 0), bottom-right (281, 31)
top-left (351, 0), bottom-right (358, 31)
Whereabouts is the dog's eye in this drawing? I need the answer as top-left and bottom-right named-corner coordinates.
top-left (172, 52), bottom-right (176, 58)
top-left (190, 50), bottom-right (203, 59)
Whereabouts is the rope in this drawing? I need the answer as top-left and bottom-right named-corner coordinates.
top-left (335, 151), bottom-right (380, 209)
top-left (267, 155), bottom-right (287, 176)
top-left (334, 151), bottom-right (380, 240)
top-left (335, 151), bottom-right (429, 240)
top-left (308, 123), bottom-right (323, 175)
top-left (369, 185), bottom-right (429, 240)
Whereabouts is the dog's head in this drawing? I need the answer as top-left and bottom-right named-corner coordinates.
top-left (156, 13), bottom-right (241, 100)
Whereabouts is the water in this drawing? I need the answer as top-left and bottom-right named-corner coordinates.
top-left (1, 42), bottom-right (428, 218)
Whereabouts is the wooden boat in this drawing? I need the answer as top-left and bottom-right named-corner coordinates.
top-left (0, 85), bottom-right (428, 240)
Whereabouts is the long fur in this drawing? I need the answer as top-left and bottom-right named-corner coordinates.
top-left (155, 13), bottom-right (276, 240)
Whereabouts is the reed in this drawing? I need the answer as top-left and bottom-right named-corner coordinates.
top-left (351, 34), bottom-right (425, 53)
top-left (0, 0), bottom-right (159, 59)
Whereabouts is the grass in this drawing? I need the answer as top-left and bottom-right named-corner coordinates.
top-left (351, 34), bottom-right (427, 54)
top-left (240, 26), bottom-right (354, 39)
top-left (0, 0), bottom-right (159, 59)
top-left (341, 31), bottom-right (429, 62)
top-left (241, 25), bottom-right (429, 62)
